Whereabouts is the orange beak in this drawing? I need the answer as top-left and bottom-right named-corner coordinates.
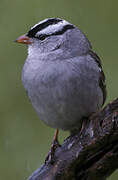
top-left (15, 34), bottom-right (32, 44)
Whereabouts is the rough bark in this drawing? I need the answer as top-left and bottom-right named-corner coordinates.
top-left (27, 98), bottom-right (118, 180)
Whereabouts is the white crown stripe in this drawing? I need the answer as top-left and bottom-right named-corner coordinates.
top-left (35, 20), bottom-right (69, 36)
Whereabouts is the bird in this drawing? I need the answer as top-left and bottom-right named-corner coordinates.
top-left (15, 18), bottom-right (106, 161)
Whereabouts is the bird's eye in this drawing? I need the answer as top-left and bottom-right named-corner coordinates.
top-left (38, 35), bottom-right (47, 41)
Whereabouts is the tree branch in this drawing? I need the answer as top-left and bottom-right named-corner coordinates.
top-left (27, 98), bottom-right (118, 180)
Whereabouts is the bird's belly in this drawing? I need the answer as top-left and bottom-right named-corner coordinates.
top-left (29, 83), bottom-right (101, 130)
top-left (22, 59), bottom-right (103, 131)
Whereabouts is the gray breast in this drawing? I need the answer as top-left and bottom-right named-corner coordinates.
top-left (22, 54), bottom-right (103, 131)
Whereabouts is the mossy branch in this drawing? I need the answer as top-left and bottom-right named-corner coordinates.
top-left (27, 98), bottom-right (118, 180)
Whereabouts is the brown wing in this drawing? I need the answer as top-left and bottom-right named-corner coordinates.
top-left (89, 50), bottom-right (107, 105)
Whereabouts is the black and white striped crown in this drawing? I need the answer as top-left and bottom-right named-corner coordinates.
top-left (27, 18), bottom-right (75, 39)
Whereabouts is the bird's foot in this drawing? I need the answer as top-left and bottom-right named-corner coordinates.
top-left (45, 129), bottom-right (61, 164)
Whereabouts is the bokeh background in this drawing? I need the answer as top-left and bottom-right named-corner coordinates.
top-left (1, 0), bottom-right (118, 179)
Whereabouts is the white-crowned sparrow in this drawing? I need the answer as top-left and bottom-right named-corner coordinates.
top-left (16, 18), bottom-right (106, 152)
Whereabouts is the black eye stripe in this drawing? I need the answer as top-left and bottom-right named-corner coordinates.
top-left (38, 35), bottom-right (47, 41)
top-left (51, 24), bottom-right (75, 36)
top-left (35, 24), bottom-right (75, 40)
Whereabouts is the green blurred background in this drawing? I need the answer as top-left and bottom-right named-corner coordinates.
top-left (1, 0), bottom-right (118, 179)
